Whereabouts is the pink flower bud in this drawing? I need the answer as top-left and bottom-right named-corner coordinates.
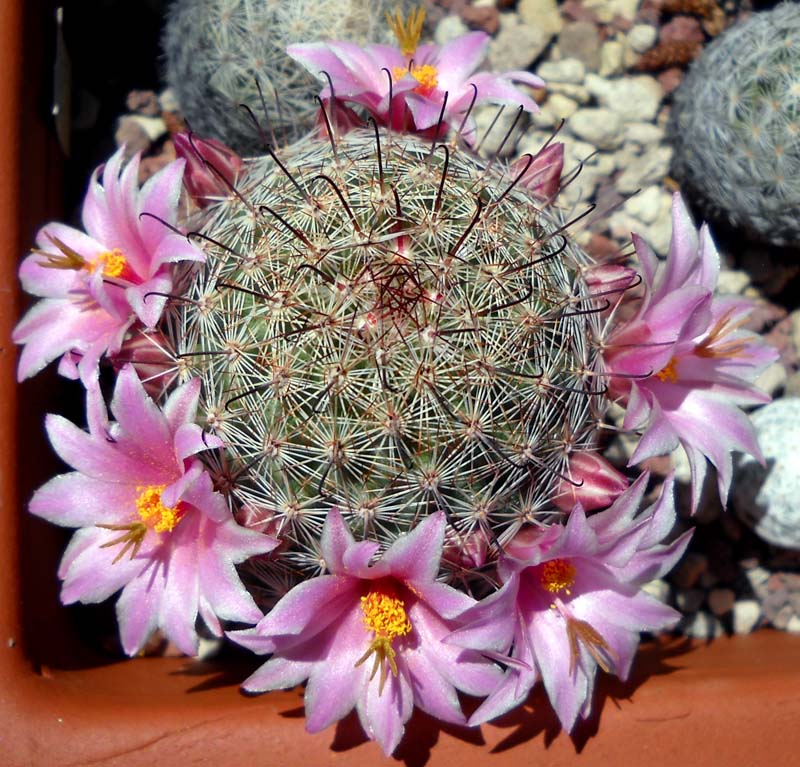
top-left (109, 329), bottom-right (178, 398)
top-left (512, 142), bottom-right (564, 200)
top-left (442, 529), bottom-right (489, 569)
top-left (583, 262), bottom-right (639, 296)
top-left (554, 452), bottom-right (630, 512)
top-left (315, 98), bottom-right (365, 139)
top-left (173, 132), bottom-right (243, 207)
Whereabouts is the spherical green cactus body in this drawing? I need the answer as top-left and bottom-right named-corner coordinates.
top-left (163, 0), bottom-right (410, 154)
top-left (669, 2), bottom-right (800, 246)
top-left (172, 129), bottom-right (605, 589)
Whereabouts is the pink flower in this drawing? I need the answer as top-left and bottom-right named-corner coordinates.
top-left (173, 132), bottom-right (243, 208)
top-left (230, 510), bottom-right (501, 756)
top-left (602, 194), bottom-right (778, 510)
top-left (13, 147), bottom-right (205, 384)
top-left (29, 365), bottom-right (275, 656)
top-left (287, 8), bottom-right (542, 141)
top-left (449, 474), bottom-right (691, 733)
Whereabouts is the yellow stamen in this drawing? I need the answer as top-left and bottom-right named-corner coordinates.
top-left (392, 63), bottom-right (439, 96)
top-left (386, 6), bottom-right (426, 57)
top-left (135, 484), bottom-right (185, 533)
top-left (565, 614), bottom-right (616, 676)
top-left (655, 356), bottom-right (679, 383)
top-left (354, 586), bottom-right (412, 694)
top-left (540, 558), bottom-right (577, 595)
top-left (97, 521), bottom-right (148, 564)
top-left (86, 248), bottom-right (128, 279)
top-left (35, 233), bottom-right (129, 279)
top-left (695, 308), bottom-right (751, 360)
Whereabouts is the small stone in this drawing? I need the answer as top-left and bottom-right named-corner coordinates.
top-left (732, 600), bottom-right (761, 634)
top-left (657, 67), bottom-right (685, 95)
top-left (623, 185), bottom-right (669, 226)
top-left (623, 122), bottom-right (665, 147)
top-left (671, 552), bottom-right (708, 590)
top-left (114, 116), bottom-right (152, 157)
top-left (472, 103), bottom-right (530, 157)
top-left (489, 13), bottom-right (551, 71)
top-left (659, 15), bottom-right (705, 45)
top-left (616, 145), bottom-right (673, 194)
top-left (787, 615), bottom-right (800, 634)
top-left (568, 107), bottom-right (624, 150)
top-left (538, 58), bottom-right (586, 84)
top-left (708, 588), bottom-right (736, 617)
top-left (435, 14), bottom-right (469, 45)
top-left (545, 93), bottom-right (579, 120)
top-left (126, 90), bottom-right (161, 116)
top-left (771, 604), bottom-right (795, 630)
top-left (717, 269), bottom-right (751, 295)
top-left (745, 565), bottom-right (771, 594)
top-left (676, 588), bottom-right (705, 613)
top-left (685, 611), bottom-right (724, 640)
top-left (158, 88), bottom-right (180, 113)
top-left (518, 0), bottom-right (564, 37)
top-left (733, 399), bottom-right (800, 550)
top-left (586, 73), bottom-right (663, 122)
top-left (581, 0), bottom-right (615, 23)
top-left (558, 21), bottom-right (602, 72)
top-left (461, 5), bottom-right (500, 35)
top-left (627, 24), bottom-right (658, 54)
top-left (753, 361), bottom-right (788, 398)
top-left (547, 82), bottom-right (591, 103)
top-left (599, 40), bottom-right (625, 77)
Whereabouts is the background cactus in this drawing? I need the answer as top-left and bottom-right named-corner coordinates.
top-left (162, 0), bottom-right (411, 154)
top-left (667, 2), bottom-right (800, 246)
top-left (170, 127), bottom-right (606, 600)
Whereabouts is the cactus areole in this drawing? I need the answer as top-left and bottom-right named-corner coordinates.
top-left (172, 129), bottom-right (606, 589)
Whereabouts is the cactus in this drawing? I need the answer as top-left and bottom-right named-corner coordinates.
top-left (169, 127), bottom-right (606, 598)
top-left (668, 2), bottom-right (800, 246)
top-left (162, 0), bottom-right (412, 154)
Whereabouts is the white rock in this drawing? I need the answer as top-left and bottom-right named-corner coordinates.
top-left (789, 309), bottom-right (800, 353)
top-left (787, 615), bottom-right (800, 634)
top-left (547, 82), bottom-right (591, 103)
top-left (538, 58), bottom-right (586, 84)
top-left (732, 600), bottom-right (761, 634)
top-left (489, 13), bottom-right (551, 71)
top-left (518, 0), bottom-right (564, 37)
top-left (568, 107), bottom-right (623, 150)
top-left (472, 103), bottom-right (530, 157)
top-left (159, 88), bottom-right (179, 112)
top-left (545, 93), bottom-right (579, 120)
top-left (708, 588), bottom-right (736, 616)
top-left (733, 398), bottom-right (800, 550)
top-left (624, 122), bottom-right (665, 147)
top-left (599, 41), bottom-right (625, 77)
top-left (685, 611), bottom-right (724, 640)
top-left (435, 14), bottom-right (468, 46)
top-left (616, 145), bottom-right (673, 194)
top-left (123, 114), bottom-right (166, 142)
top-left (646, 206), bottom-right (675, 255)
top-left (586, 73), bottom-right (664, 122)
top-left (623, 185), bottom-right (670, 226)
top-left (627, 24), bottom-right (658, 54)
top-left (717, 269), bottom-right (751, 295)
top-left (754, 361), bottom-right (788, 397)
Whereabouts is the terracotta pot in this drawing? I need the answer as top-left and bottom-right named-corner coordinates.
top-left (2, 3), bottom-right (800, 764)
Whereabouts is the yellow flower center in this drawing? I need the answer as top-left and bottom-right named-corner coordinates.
top-left (386, 5), bottom-right (426, 57)
top-left (540, 558), bottom-right (577, 594)
top-left (135, 484), bottom-right (185, 533)
top-left (354, 585), bottom-right (412, 694)
top-left (85, 248), bottom-right (128, 279)
top-left (35, 234), bottom-right (129, 280)
top-left (392, 63), bottom-right (439, 96)
top-left (655, 357), bottom-right (679, 383)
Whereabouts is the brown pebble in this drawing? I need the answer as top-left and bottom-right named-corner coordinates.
top-left (126, 89), bottom-right (161, 116)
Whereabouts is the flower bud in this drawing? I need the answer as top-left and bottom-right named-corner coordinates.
top-left (173, 132), bottom-right (243, 207)
top-left (554, 452), bottom-right (630, 512)
top-left (512, 142), bottom-right (563, 200)
top-left (583, 262), bottom-right (639, 296)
